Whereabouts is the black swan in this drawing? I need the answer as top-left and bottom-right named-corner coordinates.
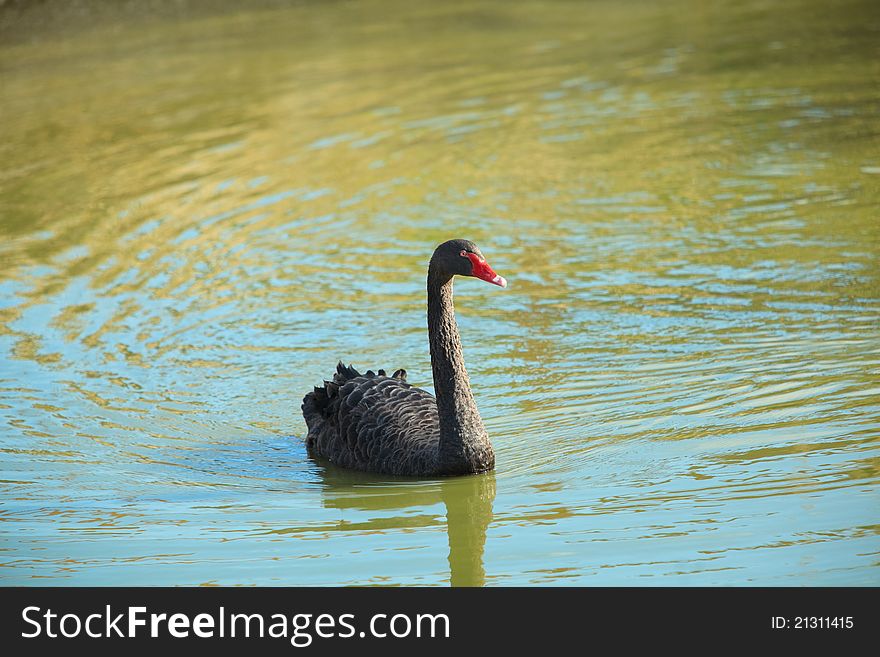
top-left (302, 239), bottom-right (507, 476)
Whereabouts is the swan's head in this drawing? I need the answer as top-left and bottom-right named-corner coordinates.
top-left (431, 239), bottom-right (507, 288)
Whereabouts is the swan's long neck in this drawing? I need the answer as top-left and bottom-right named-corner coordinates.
top-left (427, 267), bottom-right (494, 474)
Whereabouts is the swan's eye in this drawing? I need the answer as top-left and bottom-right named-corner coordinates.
top-left (459, 250), bottom-right (468, 257)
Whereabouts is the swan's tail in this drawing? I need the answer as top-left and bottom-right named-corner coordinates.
top-left (301, 361), bottom-right (361, 433)
top-left (301, 362), bottom-right (409, 429)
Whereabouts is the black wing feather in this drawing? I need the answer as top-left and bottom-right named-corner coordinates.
top-left (302, 362), bottom-right (440, 475)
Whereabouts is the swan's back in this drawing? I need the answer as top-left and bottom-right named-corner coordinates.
top-left (302, 362), bottom-right (441, 476)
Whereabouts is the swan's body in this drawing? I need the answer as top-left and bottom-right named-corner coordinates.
top-left (303, 363), bottom-right (452, 475)
top-left (301, 239), bottom-right (506, 476)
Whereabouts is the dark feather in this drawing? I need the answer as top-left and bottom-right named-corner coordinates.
top-left (301, 363), bottom-right (440, 475)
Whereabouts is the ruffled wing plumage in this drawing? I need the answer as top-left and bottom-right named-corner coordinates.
top-left (302, 362), bottom-right (441, 476)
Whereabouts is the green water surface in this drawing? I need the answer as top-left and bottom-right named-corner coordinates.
top-left (1, 0), bottom-right (878, 585)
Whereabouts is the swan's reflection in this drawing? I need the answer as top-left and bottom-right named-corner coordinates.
top-left (313, 462), bottom-right (495, 586)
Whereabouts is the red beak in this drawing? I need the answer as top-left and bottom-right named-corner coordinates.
top-left (465, 252), bottom-right (507, 288)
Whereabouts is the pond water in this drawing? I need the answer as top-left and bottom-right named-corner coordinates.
top-left (1, 0), bottom-right (878, 585)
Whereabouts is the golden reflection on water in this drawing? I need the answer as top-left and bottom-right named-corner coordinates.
top-left (0, 0), bottom-right (878, 585)
top-left (303, 465), bottom-right (496, 587)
